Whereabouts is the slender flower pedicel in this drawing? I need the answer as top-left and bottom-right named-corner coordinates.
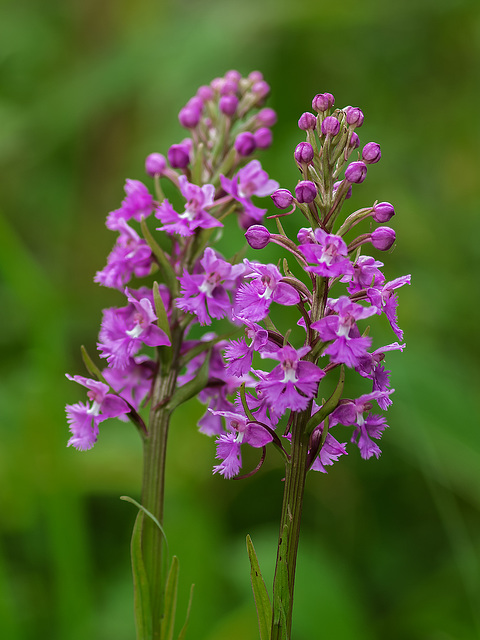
top-left (66, 73), bottom-right (409, 640)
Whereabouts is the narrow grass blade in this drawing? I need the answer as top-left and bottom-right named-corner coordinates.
top-left (177, 583), bottom-right (194, 640)
top-left (160, 556), bottom-right (179, 640)
top-left (246, 534), bottom-right (272, 640)
top-left (130, 511), bottom-right (152, 640)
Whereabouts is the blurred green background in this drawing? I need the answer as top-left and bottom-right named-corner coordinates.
top-left (1, 0), bottom-right (479, 638)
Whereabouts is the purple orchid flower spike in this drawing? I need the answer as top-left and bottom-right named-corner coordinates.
top-left (330, 390), bottom-right (393, 459)
top-left (65, 375), bottom-right (130, 450)
top-left (298, 228), bottom-right (353, 279)
top-left (176, 248), bottom-right (245, 325)
top-left (95, 219), bottom-right (152, 290)
top-left (155, 176), bottom-right (222, 236)
top-left (310, 424), bottom-right (348, 473)
top-left (97, 288), bottom-right (171, 369)
top-left (256, 345), bottom-right (325, 414)
top-left (235, 260), bottom-right (300, 321)
top-left (367, 275), bottom-right (411, 340)
top-left (106, 179), bottom-right (154, 230)
top-left (220, 159), bottom-right (279, 228)
top-left (224, 318), bottom-right (270, 377)
top-left (210, 409), bottom-right (273, 478)
top-left (311, 296), bottom-right (377, 368)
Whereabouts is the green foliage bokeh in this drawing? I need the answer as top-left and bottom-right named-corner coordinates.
top-left (1, 1), bottom-right (479, 639)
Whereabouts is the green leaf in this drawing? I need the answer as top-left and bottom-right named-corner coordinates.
top-left (140, 217), bottom-right (179, 294)
top-left (160, 556), bottom-right (179, 640)
top-left (166, 350), bottom-right (211, 412)
top-left (121, 495), bottom-right (169, 557)
top-left (130, 511), bottom-right (153, 640)
top-left (176, 584), bottom-right (194, 640)
top-left (246, 535), bottom-right (272, 640)
top-left (81, 345), bottom-right (107, 384)
top-left (305, 365), bottom-right (345, 436)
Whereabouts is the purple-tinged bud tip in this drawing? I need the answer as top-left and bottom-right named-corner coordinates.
top-left (295, 180), bottom-right (317, 204)
top-left (362, 142), bottom-right (381, 164)
top-left (321, 116), bottom-right (340, 136)
top-left (312, 92), bottom-right (335, 112)
top-left (167, 143), bottom-right (191, 169)
top-left (345, 161), bottom-right (367, 184)
top-left (345, 106), bottom-right (364, 128)
top-left (225, 69), bottom-right (242, 83)
top-left (245, 225), bottom-right (271, 249)
top-left (371, 226), bottom-right (396, 251)
top-left (298, 112), bottom-right (317, 131)
top-left (252, 81), bottom-right (270, 98)
top-left (294, 142), bottom-right (314, 165)
top-left (248, 70), bottom-right (264, 83)
top-left (197, 85), bottom-right (214, 101)
top-left (271, 188), bottom-right (294, 209)
top-left (145, 153), bottom-right (167, 177)
top-left (178, 105), bottom-right (202, 129)
top-left (254, 127), bottom-right (273, 149)
top-left (186, 96), bottom-right (204, 111)
top-left (373, 202), bottom-right (395, 223)
top-left (220, 80), bottom-right (238, 95)
top-left (219, 94), bottom-right (239, 116)
top-left (256, 108), bottom-right (277, 127)
top-left (235, 132), bottom-right (256, 156)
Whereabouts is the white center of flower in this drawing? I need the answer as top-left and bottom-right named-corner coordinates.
top-left (282, 358), bottom-right (298, 384)
top-left (337, 313), bottom-right (355, 339)
top-left (87, 401), bottom-right (101, 416)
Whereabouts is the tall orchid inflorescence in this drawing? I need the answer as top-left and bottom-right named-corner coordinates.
top-left (66, 74), bottom-right (409, 640)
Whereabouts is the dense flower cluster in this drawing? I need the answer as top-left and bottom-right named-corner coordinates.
top-left (66, 75), bottom-right (409, 484)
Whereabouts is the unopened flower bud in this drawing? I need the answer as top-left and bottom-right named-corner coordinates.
top-left (256, 108), bottom-right (277, 127)
top-left (219, 94), bottom-right (239, 116)
top-left (298, 112), bottom-right (317, 131)
top-left (235, 132), bottom-right (256, 156)
top-left (145, 153), bottom-right (167, 177)
top-left (345, 106), bottom-right (364, 128)
top-left (168, 143), bottom-right (190, 168)
top-left (312, 92), bottom-right (335, 112)
top-left (297, 227), bottom-right (315, 244)
top-left (295, 180), bottom-right (317, 203)
top-left (345, 161), bottom-right (367, 184)
top-left (321, 116), bottom-right (340, 136)
top-left (254, 127), bottom-right (273, 149)
top-left (373, 202), bottom-right (395, 223)
top-left (249, 70), bottom-right (264, 83)
top-left (362, 142), bottom-right (381, 164)
top-left (178, 105), bottom-right (201, 129)
top-left (245, 225), bottom-right (271, 249)
top-left (186, 96), bottom-right (204, 111)
top-left (220, 80), bottom-right (238, 95)
top-left (197, 85), bottom-right (214, 101)
top-left (371, 226), bottom-right (395, 250)
top-left (252, 81), bottom-right (270, 98)
top-left (271, 189), bottom-right (294, 209)
top-left (294, 142), bottom-right (314, 165)
top-left (225, 69), bottom-right (242, 83)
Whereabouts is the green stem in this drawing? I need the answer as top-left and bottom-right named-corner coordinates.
top-left (271, 411), bottom-right (311, 640)
top-left (140, 329), bottom-right (183, 639)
